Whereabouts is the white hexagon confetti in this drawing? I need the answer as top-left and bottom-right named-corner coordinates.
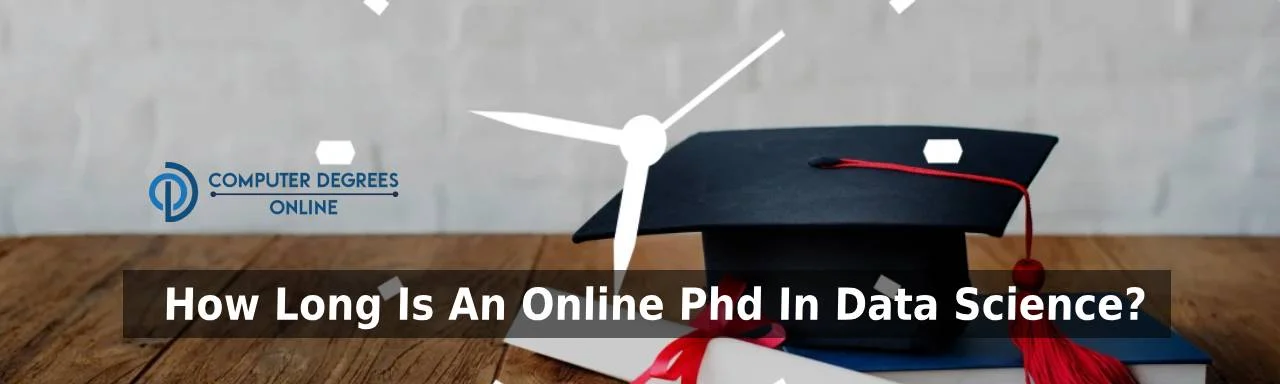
top-left (923, 139), bottom-right (962, 164)
top-left (889, 0), bottom-right (916, 14)
top-left (316, 140), bottom-right (356, 165)
top-left (364, 0), bottom-right (389, 15)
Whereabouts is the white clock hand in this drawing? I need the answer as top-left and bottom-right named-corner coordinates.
top-left (612, 162), bottom-right (649, 290)
top-left (471, 111), bottom-right (623, 146)
top-left (660, 30), bottom-right (786, 130)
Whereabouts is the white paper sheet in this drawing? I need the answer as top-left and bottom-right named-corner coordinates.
top-left (504, 289), bottom-right (902, 384)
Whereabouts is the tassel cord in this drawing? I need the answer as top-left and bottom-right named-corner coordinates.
top-left (814, 157), bottom-right (1139, 384)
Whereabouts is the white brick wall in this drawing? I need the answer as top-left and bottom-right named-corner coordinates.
top-left (0, 0), bottom-right (1277, 235)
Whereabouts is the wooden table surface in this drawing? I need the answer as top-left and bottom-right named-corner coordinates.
top-left (0, 235), bottom-right (1276, 384)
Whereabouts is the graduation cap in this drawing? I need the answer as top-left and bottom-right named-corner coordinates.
top-left (573, 125), bottom-right (1054, 239)
top-left (573, 125), bottom-right (1140, 383)
top-left (571, 125), bottom-right (1051, 351)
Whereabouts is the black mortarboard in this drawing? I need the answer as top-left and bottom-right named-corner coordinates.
top-left (572, 125), bottom-right (1058, 352)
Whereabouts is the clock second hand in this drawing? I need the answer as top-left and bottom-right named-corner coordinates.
top-left (660, 30), bottom-right (786, 130)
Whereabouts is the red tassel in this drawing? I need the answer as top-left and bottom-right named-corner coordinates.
top-left (1012, 259), bottom-right (1139, 384)
top-left (816, 158), bottom-right (1140, 384)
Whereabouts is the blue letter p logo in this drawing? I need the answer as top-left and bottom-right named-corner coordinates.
top-left (149, 162), bottom-right (199, 222)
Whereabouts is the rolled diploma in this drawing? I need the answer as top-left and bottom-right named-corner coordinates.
top-left (504, 289), bottom-right (902, 384)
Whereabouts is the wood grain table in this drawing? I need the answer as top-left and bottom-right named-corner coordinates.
top-left (0, 235), bottom-right (1276, 384)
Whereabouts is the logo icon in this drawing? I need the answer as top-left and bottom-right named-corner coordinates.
top-left (149, 162), bottom-right (199, 222)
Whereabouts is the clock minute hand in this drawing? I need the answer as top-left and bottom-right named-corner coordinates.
top-left (471, 111), bottom-right (623, 147)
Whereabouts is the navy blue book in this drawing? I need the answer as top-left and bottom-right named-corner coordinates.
top-left (783, 305), bottom-right (1211, 384)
